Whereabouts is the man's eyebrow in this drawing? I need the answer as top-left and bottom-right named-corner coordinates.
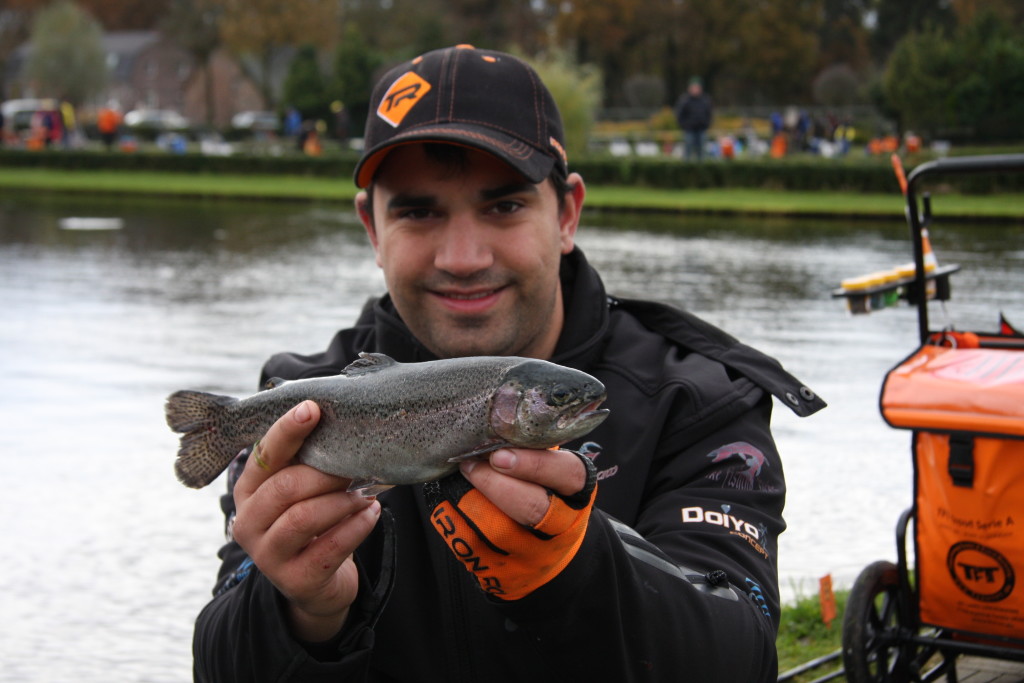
top-left (386, 193), bottom-right (436, 211)
top-left (385, 183), bottom-right (538, 211)
top-left (480, 182), bottom-right (539, 201)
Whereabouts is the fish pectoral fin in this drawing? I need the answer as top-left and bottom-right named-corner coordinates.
top-left (342, 352), bottom-right (398, 377)
top-left (447, 443), bottom-right (510, 463)
top-left (347, 479), bottom-right (395, 497)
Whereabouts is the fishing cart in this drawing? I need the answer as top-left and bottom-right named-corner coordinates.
top-left (835, 154), bottom-right (1024, 683)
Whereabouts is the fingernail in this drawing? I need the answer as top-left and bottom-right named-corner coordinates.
top-left (491, 449), bottom-right (516, 470)
top-left (295, 401), bottom-right (312, 423)
top-left (460, 460), bottom-right (477, 476)
top-left (368, 499), bottom-right (382, 516)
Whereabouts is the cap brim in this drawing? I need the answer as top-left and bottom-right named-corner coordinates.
top-left (354, 124), bottom-right (556, 188)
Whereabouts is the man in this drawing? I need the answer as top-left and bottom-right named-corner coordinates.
top-left (97, 105), bottom-right (120, 152)
top-left (192, 45), bottom-right (824, 682)
top-left (674, 77), bottom-right (713, 161)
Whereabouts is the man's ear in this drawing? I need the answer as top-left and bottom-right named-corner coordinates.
top-left (355, 191), bottom-right (382, 265)
top-left (558, 173), bottom-right (586, 254)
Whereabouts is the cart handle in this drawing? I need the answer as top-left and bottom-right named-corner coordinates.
top-left (902, 154), bottom-right (1024, 343)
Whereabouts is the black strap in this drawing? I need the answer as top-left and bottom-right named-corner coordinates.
top-left (611, 296), bottom-right (827, 417)
top-left (948, 433), bottom-right (975, 488)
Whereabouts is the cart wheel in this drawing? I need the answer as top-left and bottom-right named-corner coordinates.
top-left (841, 560), bottom-right (935, 683)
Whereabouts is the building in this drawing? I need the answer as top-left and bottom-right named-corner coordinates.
top-left (5, 31), bottom-right (266, 127)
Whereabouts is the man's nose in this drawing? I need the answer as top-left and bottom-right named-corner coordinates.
top-left (434, 216), bottom-right (494, 276)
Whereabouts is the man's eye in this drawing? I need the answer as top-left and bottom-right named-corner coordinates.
top-left (489, 200), bottom-right (522, 215)
top-left (400, 208), bottom-right (435, 220)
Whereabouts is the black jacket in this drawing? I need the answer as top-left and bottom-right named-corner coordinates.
top-left (193, 248), bottom-right (825, 682)
top-left (674, 93), bottom-right (713, 133)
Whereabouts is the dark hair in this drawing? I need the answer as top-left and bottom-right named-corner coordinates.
top-left (362, 143), bottom-right (574, 220)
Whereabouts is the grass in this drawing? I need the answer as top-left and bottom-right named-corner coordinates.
top-left (777, 589), bottom-right (849, 681)
top-left (2, 166), bottom-right (1023, 221)
top-left (0, 167), bottom-right (355, 202)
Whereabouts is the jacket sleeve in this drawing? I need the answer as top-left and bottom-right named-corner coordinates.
top-left (191, 453), bottom-right (394, 683)
top-left (192, 563), bottom-right (377, 682)
top-left (496, 388), bottom-right (784, 683)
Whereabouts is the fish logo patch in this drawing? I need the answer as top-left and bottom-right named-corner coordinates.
top-left (579, 441), bottom-right (618, 481)
top-left (377, 71), bottom-right (432, 128)
top-left (704, 441), bottom-right (775, 491)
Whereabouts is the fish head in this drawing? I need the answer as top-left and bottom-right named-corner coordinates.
top-left (489, 359), bottom-right (609, 448)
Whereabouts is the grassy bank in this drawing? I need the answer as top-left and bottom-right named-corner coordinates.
top-left (2, 166), bottom-right (1023, 221)
top-left (777, 590), bottom-right (848, 681)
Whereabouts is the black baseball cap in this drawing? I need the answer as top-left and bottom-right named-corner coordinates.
top-left (354, 45), bottom-right (568, 188)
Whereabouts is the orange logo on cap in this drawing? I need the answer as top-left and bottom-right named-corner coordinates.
top-left (549, 136), bottom-right (568, 166)
top-left (377, 71), bottom-right (432, 128)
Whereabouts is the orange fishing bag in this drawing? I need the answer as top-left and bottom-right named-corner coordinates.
top-left (882, 339), bottom-right (1024, 642)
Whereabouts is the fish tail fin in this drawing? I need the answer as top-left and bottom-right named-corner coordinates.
top-left (165, 390), bottom-right (240, 489)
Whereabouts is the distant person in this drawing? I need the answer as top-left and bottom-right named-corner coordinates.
top-left (302, 121), bottom-right (323, 156)
top-left (331, 100), bottom-right (350, 144)
top-left (283, 106), bottom-right (302, 141)
top-left (37, 110), bottom-right (58, 149)
top-left (97, 106), bottom-right (121, 151)
top-left (60, 101), bottom-right (76, 148)
top-left (297, 119), bottom-right (314, 152)
top-left (674, 77), bottom-right (713, 161)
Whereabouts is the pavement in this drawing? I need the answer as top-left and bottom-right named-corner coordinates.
top-left (958, 656), bottom-right (1024, 683)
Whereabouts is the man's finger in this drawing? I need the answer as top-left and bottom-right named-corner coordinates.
top-left (257, 486), bottom-right (377, 563)
top-left (488, 448), bottom-right (587, 496)
top-left (234, 400), bottom-right (321, 500)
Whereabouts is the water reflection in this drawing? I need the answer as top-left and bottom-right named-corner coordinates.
top-left (2, 194), bottom-right (1023, 681)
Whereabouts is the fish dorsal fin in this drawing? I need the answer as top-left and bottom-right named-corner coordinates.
top-left (342, 352), bottom-right (398, 376)
top-left (264, 377), bottom-right (288, 390)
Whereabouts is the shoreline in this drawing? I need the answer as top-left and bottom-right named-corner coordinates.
top-left (2, 167), bottom-right (1023, 222)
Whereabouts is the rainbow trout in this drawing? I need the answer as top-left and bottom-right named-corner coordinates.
top-left (166, 352), bottom-right (609, 491)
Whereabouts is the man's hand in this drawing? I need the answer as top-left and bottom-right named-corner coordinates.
top-left (230, 401), bottom-right (382, 642)
top-left (427, 447), bottom-right (597, 601)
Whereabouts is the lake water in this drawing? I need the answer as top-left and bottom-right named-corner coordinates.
top-left (2, 193), bottom-right (1022, 681)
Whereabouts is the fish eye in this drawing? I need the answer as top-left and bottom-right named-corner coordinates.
top-left (549, 384), bottom-right (574, 405)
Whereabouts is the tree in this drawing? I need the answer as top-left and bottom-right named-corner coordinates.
top-left (216, 0), bottom-right (340, 109)
top-left (330, 25), bottom-right (383, 139)
top-left (664, 0), bottom-right (748, 104)
top-left (951, 0), bottom-right (1024, 28)
top-left (0, 0), bottom-right (49, 98)
top-left (554, 0), bottom-right (823, 108)
top-left (282, 44), bottom-right (329, 121)
top-left (883, 8), bottom-right (1024, 141)
top-left (24, 1), bottom-right (107, 106)
top-left (75, 0), bottom-right (172, 30)
top-left (812, 63), bottom-right (863, 107)
top-left (526, 50), bottom-right (602, 159)
top-left (554, 0), bottom-right (657, 107)
top-left (818, 0), bottom-right (871, 72)
top-left (945, 10), bottom-right (1024, 141)
top-left (443, 0), bottom-right (546, 54)
top-left (162, 0), bottom-right (223, 124)
top-left (729, 0), bottom-right (822, 104)
top-left (870, 0), bottom-right (955, 63)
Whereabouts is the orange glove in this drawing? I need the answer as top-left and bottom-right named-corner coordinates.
top-left (425, 451), bottom-right (598, 601)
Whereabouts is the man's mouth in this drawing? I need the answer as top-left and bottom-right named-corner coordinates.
top-left (445, 290), bottom-right (497, 300)
top-left (432, 286), bottom-right (506, 313)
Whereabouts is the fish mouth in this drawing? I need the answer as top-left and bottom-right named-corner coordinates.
top-left (558, 399), bottom-right (609, 430)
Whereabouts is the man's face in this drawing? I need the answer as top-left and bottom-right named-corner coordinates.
top-left (357, 144), bottom-right (584, 360)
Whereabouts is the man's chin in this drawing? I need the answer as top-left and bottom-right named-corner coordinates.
top-left (424, 325), bottom-right (514, 359)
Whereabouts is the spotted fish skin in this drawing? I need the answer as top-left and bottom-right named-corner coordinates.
top-left (166, 353), bottom-right (609, 490)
